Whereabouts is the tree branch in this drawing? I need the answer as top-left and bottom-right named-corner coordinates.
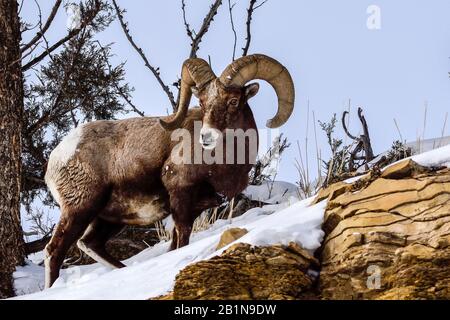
top-left (26, 31), bottom-right (88, 135)
top-left (21, 0), bottom-right (63, 53)
top-left (187, 0), bottom-right (223, 58)
top-left (181, 0), bottom-right (195, 42)
top-left (357, 107), bottom-right (374, 160)
top-left (22, 0), bottom-right (101, 71)
top-left (24, 228), bottom-right (54, 255)
top-left (112, 0), bottom-right (176, 109)
top-left (341, 111), bottom-right (358, 141)
top-left (18, 0), bottom-right (25, 14)
top-left (242, 0), bottom-right (267, 56)
top-left (95, 40), bottom-right (145, 117)
top-left (227, 0), bottom-right (237, 61)
top-left (341, 107), bottom-right (375, 171)
top-left (175, 0), bottom-right (222, 109)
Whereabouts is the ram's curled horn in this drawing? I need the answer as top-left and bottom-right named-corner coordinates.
top-left (159, 58), bottom-right (216, 130)
top-left (219, 54), bottom-right (295, 128)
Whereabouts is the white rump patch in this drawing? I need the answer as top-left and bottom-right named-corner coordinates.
top-left (51, 125), bottom-right (84, 165)
top-left (45, 125), bottom-right (84, 204)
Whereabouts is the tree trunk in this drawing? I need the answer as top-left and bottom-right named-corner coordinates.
top-left (0, 0), bottom-right (25, 298)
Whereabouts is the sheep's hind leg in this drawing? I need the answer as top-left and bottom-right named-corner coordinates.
top-left (77, 218), bottom-right (126, 269)
top-left (44, 208), bottom-right (94, 288)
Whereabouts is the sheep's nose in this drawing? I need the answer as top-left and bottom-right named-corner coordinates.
top-left (201, 131), bottom-right (212, 141)
top-left (199, 125), bottom-right (220, 150)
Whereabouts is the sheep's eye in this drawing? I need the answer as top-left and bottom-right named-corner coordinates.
top-left (229, 98), bottom-right (239, 107)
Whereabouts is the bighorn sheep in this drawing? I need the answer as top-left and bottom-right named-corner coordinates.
top-left (43, 54), bottom-right (295, 288)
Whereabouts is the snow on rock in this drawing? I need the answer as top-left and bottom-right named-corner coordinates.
top-left (243, 181), bottom-right (299, 204)
top-left (12, 196), bottom-right (326, 300)
top-left (410, 144), bottom-right (450, 168)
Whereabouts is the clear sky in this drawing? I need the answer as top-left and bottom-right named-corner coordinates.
top-left (20, 0), bottom-right (450, 183)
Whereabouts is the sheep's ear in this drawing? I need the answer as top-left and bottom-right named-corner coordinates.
top-left (191, 87), bottom-right (200, 98)
top-left (245, 83), bottom-right (259, 100)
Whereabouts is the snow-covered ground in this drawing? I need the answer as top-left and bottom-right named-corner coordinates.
top-left (243, 181), bottom-right (299, 204)
top-left (409, 143), bottom-right (450, 168)
top-left (12, 182), bottom-right (325, 300)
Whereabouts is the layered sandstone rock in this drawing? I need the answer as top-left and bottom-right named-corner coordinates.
top-left (171, 242), bottom-right (319, 300)
top-left (319, 160), bottom-right (450, 299)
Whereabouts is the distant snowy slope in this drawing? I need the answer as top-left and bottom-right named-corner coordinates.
top-left (13, 196), bottom-right (326, 300)
top-left (406, 136), bottom-right (450, 154)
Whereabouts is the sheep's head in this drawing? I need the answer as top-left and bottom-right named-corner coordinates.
top-left (159, 54), bottom-right (295, 149)
top-left (192, 79), bottom-right (259, 149)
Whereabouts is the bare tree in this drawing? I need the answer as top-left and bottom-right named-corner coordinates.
top-left (182, 0), bottom-right (223, 59)
top-left (112, 0), bottom-right (224, 112)
top-left (21, 0), bottom-right (102, 71)
top-left (227, 0), bottom-right (237, 60)
top-left (112, 0), bottom-right (177, 110)
top-left (113, 0), bottom-right (268, 111)
top-left (0, 0), bottom-right (126, 297)
top-left (0, 0), bottom-right (25, 298)
top-left (20, 0), bottom-right (63, 54)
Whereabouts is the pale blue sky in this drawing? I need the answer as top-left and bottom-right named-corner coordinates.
top-left (21, 0), bottom-right (450, 183)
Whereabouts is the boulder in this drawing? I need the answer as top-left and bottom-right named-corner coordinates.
top-left (171, 242), bottom-right (319, 300)
top-left (216, 228), bottom-right (248, 250)
top-left (319, 160), bottom-right (450, 299)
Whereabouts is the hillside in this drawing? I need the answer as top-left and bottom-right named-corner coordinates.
top-left (12, 144), bottom-right (450, 300)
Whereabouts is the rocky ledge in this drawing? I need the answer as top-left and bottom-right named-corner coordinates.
top-left (161, 159), bottom-right (450, 300)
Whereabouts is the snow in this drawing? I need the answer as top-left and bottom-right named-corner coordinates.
top-left (13, 263), bottom-right (46, 296)
top-left (410, 144), bottom-right (450, 168)
top-left (12, 194), bottom-right (326, 300)
top-left (66, 4), bottom-right (82, 30)
top-left (344, 175), bottom-right (364, 184)
top-left (243, 181), bottom-right (299, 204)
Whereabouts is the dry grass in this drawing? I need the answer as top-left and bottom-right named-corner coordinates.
top-left (295, 141), bottom-right (321, 199)
top-left (154, 207), bottom-right (224, 243)
top-left (294, 103), bottom-right (323, 199)
top-left (155, 220), bottom-right (172, 242)
top-left (436, 112), bottom-right (448, 149)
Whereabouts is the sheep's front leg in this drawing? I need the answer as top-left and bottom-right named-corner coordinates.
top-left (169, 188), bottom-right (197, 250)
